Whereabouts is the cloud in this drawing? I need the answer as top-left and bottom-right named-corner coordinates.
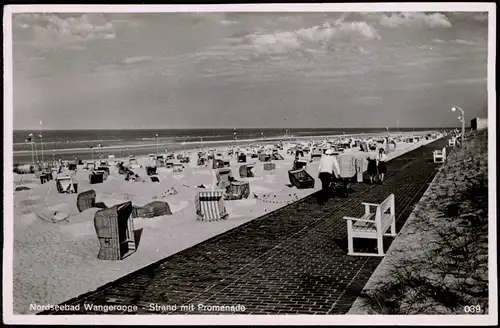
top-left (451, 39), bottom-right (479, 46)
top-left (379, 12), bottom-right (452, 28)
top-left (244, 20), bottom-right (380, 55)
top-left (13, 13), bottom-right (116, 46)
top-left (121, 56), bottom-right (154, 65)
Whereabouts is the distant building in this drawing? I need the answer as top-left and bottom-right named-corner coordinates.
top-left (471, 117), bottom-right (488, 131)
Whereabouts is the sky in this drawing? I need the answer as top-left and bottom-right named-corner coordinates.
top-left (11, 11), bottom-right (489, 130)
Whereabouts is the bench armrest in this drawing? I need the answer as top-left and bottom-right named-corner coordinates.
top-left (343, 216), bottom-right (375, 223)
top-left (361, 202), bottom-right (382, 207)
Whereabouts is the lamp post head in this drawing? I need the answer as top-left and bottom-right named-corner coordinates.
top-left (451, 106), bottom-right (457, 112)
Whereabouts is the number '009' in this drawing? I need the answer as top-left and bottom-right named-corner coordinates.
top-left (464, 305), bottom-right (481, 313)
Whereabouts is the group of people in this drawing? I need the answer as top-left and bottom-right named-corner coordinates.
top-left (316, 145), bottom-right (388, 205)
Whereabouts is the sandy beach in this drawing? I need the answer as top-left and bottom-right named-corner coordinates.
top-left (12, 131), bottom-right (438, 314)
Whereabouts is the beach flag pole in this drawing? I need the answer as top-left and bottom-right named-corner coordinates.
top-left (39, 120), bottom-right (44, 163)
top-left (156, 134), bottom-right (159, 156)
top-left (26, 133), bottom-right (34, 166)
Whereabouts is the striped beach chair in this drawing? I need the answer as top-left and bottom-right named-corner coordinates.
top-left (195, 190), bottom-right (229, 221)
top-left (263, 162), bottom-right (276, 171)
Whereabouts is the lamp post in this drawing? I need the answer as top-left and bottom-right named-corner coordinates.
top-left (155, 134), bottom-right (159, 156)
top-left (451, 106), bottom-right (465, 146)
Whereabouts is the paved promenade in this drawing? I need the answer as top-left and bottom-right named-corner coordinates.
top-left (40, 138), bottom-right (448, 315)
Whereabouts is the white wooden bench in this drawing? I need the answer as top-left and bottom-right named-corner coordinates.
top-left (433, 147), bottom-right (446, 163)
top-left (343, 194), bottom-right (396, 256)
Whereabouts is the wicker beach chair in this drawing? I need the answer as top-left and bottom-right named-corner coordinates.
top-left (77, 189), bottom-right (96, 212)
top-left (258, 154), bottom-right (271, 162)
top-left (85, 161), bottom-right (95, 170)
top-left (237, 153), bottom-right (247, 163)
top-left (338, 155), bottom-right (357, 179)
top-left (239, 164), bottom-right (255, 178)
top-left (89, 171), bottom-right (105, 184)
top-left (151, 176), bottom-right (160, 183)
top-left (195, 190), bottom-right (229, 221)
top-left (216, 168), bottom-right (233, 190)
top-left (56, 176), bottom-right (77, 194)
top-left (288, 169), bottom-right (315, 189)
top-left (146, 166), bottom-right (157, 176)
top-left (212, 158), bottom-right (225, 169)
top-left (131, 201), bottom-right (172, 218)
top-left (97, 166), bottom-right (110, 175)
top-left (292, 160), bottom-right (308, 170)
top-left (94, 201), bottom-right (136, 261)
top-left (228, 181), bottom-right (250, 200)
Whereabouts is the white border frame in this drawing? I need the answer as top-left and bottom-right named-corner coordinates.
top-left (3, 3), bottom-right (497, 325)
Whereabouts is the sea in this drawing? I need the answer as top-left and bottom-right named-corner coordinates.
top-left (12, 127), bottom-right (436, 164)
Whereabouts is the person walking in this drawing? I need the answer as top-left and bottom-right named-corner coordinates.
top-left (366, 147), bottom-right (378, 184)
top-left (317, 149), bottom-right (341, 204)
top-left (377, 148), bottom-right (388, 184)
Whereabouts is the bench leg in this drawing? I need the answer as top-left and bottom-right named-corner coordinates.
top-left (347, 221), bottom-right (354, 255)
top-left (377, 235), bottom-right (384, 256)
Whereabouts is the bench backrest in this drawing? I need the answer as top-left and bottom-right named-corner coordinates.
top-left (376, 194), bottom-right (395, 232)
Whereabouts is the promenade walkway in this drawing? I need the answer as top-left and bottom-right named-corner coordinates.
top-left (40, 137), bottom-right (449, 315)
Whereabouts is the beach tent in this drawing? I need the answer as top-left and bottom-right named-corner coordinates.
top-left (173, 163), bottom-right (184, 172)
top-left (77, 189), bottom-right (97, 212)
top-left (263, 162), bottom-right (276, 171)
top-left (149, 154), bottom-right (156, 161)
top-left (166, 153), bottom-right (175, 160)
top-left (288, 169), bottom-right (315, 189)
top-left (180, 156), bottom-right (190, 164)
top-left (227, 181), bottom-right (250, 200)
top-left (56, 176), bottom-right (77, 194)
top-left (94, 201), bottom-right (136, 261)
top-left (131, 201), bottom-right (172, 219)
top-left (216, 168), bottom-right (233, 190)
top-left (195, 190), bottom-right (229, 222)
top-left (197, 157), bottom-right (207, 166)
top-left (360, 142), bottom-right (369, 152)
top-left (166, 160), bottom-right (174, 168)
top-left (239, 164), bottom-right (255, 178)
